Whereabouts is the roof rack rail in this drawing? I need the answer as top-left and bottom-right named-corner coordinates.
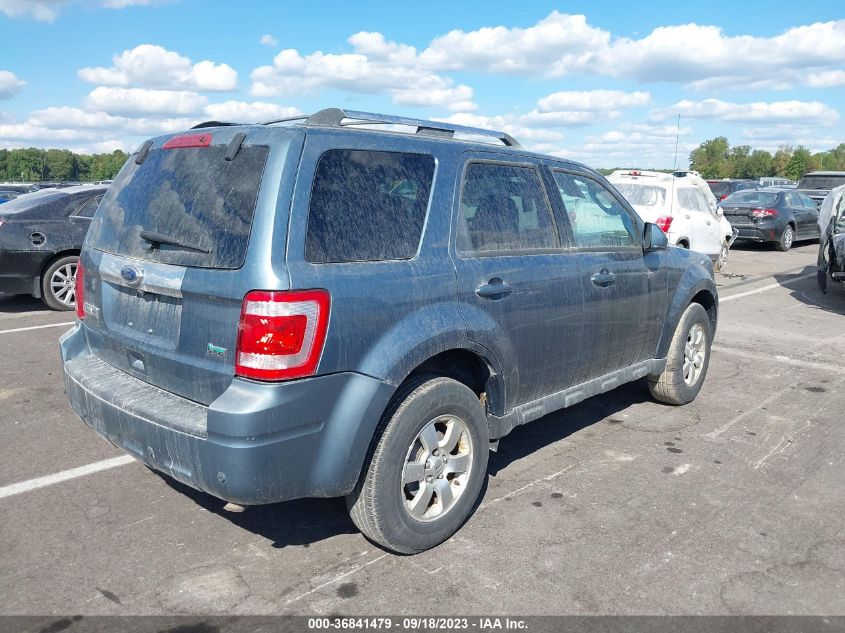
top-left (191, 121), bottom-right (242, 129)
top-left (296, 108), bottom-right (522, 148)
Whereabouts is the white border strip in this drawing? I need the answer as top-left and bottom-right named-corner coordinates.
top-left (720, 273), bottom-right (816, 302)
top-left (0, 455), bottom-right (134, 500)
top-left (0, 322), bottom-right (75, 335)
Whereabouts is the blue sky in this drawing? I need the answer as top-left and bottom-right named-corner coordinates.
top-left (1, 0), bottom-right (843, 168)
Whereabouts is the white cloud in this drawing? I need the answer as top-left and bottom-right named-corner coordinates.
top-left (0, 70), bottom-right (25, 99)
top-left (419, 11), bottom-right (609, 74)
top-left (0, 0), bottom-right (165, 21)
top-left (805, 70), bottom-right (845, 88)
top-left (86, 86), bottom-right (208, 115)
top-left (260, 34), bottom-right (278, 47)
top-left (79, 44), bottom-right (237, 91)
top-left (249, 33), bottom-right (476, 111)
top-left (651, 98), bottom-right (839, 125)
top-left (203, 101), bottom-right (301, 122)
top-left (537, 90), bottom-right (650, 112)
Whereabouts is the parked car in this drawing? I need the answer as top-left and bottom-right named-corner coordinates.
top-left (608, 170), bottom-right (735, 269)
top-left (797, 171), bottom-right (845, 207)
top-left (0, 185), bottom-right (107, 309)
top-left (707, 179), bottom-right (760, 202)
top-left (759, 177), bottom-right (795, 188)
top-left (719, 188), bottom-right (820, 251)
top-left (61, 109), bottom-right (718, 554)
top-left (817, 184), bottom-right (845, 293)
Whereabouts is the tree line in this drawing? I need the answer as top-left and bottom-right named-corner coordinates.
top-left (689, 138), bottom-right (845, 181)
top-left (0, 148), bottom-right (129, 183)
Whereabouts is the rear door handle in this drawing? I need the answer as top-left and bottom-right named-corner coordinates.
top-left (475, 278), bottom-right (512, 299)
top-left (591, 269), bottom-right (616, 288)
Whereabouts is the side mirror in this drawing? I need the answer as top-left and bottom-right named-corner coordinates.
top-left (643, 222), bottom-right (668, 252)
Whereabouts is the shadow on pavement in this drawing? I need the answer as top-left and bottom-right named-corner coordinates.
top-left (158, 379), bottom-right (651, 549)
top-left (0, 292), bottom-right (49, 314)
top-left (774, 265), bottom-right (845, 316)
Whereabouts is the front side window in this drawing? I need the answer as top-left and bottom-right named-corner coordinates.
top-left (458, 163), bottom-right (559, 254)
top-left (306, 150), bottom-right (434, 263)
top-left (553, 171), bottom-right (638, 249)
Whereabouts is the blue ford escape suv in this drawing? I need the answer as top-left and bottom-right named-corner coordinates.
top-left (61, 109), bottom-right (717, 554)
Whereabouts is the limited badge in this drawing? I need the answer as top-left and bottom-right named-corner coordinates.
top-left (206, 343), bottom-right (228, 359)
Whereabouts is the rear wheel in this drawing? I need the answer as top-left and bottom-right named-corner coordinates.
top-left (776, 225), bottom-right (794, 252)
top-left (346, 376), bottom-right (489, 554)
top-left (41, 255), bottom-right (79, 311)
top-left (648, 303), bottom-right (712, 405)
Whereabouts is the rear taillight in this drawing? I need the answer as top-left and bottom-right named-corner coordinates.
top-left (719, 194), bottom-right (728, 201)
top-left (74, 262), bottom-right (85, 320)
top-left (751, 208), bottom-right (778, 218)
top-left (656, 216), bottom-right (673, 233)
top-left (235, 290), bottom-right (330, 381)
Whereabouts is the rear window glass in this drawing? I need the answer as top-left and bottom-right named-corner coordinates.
top-left (305, 150), bottom-right (435, 263)
top-left (613, 183), bottom-right (666, 207)
top-left (798, 175), bottom-right (845, 190)
top-left (86, 144), bottom-right (269, 269)
top-left (0, 189), bottom-right (66, 214)
top-left (723, 191), bottom-right (779, 207)
top-left (708, 182), bottom-right (731, 196)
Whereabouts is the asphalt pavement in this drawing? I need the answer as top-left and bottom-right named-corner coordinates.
top-left (1, 241), bottom-right (843, 616)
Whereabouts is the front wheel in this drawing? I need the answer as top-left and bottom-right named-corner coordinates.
top-left (41, 255), bottom-right (79, 311)
top-left (648, 303), bottom-right (712, 405)
top-left (346, 376), bottom-right (489, 554)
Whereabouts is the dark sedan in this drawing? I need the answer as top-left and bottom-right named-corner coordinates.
top-left (707, 179), bottom-right (760, 202)
top-left (719, 188), bottom-right (820, 252)
top-left (0, 185), bottom-right (107, 310)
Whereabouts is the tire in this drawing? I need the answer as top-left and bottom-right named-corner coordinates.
top-left (346, 375), bottom-right (489, 554)
top-left (775, 225), bottom-right (794, 252)
top-left (41, 255), bottom-right (79, 311)
top-left (648, 303), bottom-right (712, 406)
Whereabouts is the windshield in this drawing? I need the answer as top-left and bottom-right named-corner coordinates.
top-left (613, 183), bottom-right (666, 207)
top-left (722, 191), bottom-right (779, 207)
top-left (798, 174), bottom-right (845, 190)
top-left (86, 143), bottom-right (270, 269)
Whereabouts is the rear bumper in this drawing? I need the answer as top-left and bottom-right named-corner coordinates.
top-left (731, 225), bottom-right (777, 243)
top-left (0, 249), bottom-right (44, 295)
top-left (60, 323), bottom-right (395, 505)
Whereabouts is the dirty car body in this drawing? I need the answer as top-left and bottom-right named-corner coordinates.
top-left (0, 185), bottom-right (106, 302)
top-left (61, 109), bottom-right (718, 553)
top-left (818, 185), bottom-right (845, 293)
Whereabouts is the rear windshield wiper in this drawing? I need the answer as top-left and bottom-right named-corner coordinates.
top-left (140, 230), bottom-right (211, 254)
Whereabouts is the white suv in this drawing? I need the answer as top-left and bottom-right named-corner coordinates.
top-left (608, 170), bottom-right (736, 270)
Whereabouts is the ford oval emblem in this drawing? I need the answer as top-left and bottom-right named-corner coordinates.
top-left (120, 265), bottom-right (142, 285)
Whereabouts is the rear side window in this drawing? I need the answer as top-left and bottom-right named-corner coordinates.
top-left (86, 144), bottom-right (269, 269)
top-left (74, 195), bottom-right (102, 219)
top-left (677, 189), bottom-right (701, 212)
top-left (458, 163), bottom-right (558, 254)
top-left (305, 150), bottom-right (435, 263)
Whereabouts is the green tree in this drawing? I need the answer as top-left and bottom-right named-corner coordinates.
top-left (690, 136), bottom-right (731, 178)
top-left (0, 149), bottom-right (8, 181)
top-left (6, 148), bottom-right (45, 181)
top-left (771, 146), bottom-right (792, 177)
top-left (785, 146), bottom-right (813, 181)
top-left (45, 149), bottom-right (76, 181)
top-left (728, 145), bottom-right (752, 179)
top-left (746, 149), bottom-right (773, 179)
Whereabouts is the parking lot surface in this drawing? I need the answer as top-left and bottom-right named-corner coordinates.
top-left (1, 241), bottom-right (843, 616)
